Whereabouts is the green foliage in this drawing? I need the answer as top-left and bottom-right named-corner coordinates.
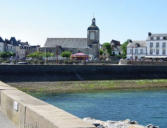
top-left (45, 52), bottom-right (54, 57)
top-left (121, 41), bottom-right (129, 59)
top-left (102, 42), bottom-right (112, 56)
top-left (27, 52), bottom-right (54, 59)
top-left (0, 52), bottom-right (15, 58)
top-left (99, 49), bottom-right (104, 55)
top-left (61, 51), bottom-right (72, 58)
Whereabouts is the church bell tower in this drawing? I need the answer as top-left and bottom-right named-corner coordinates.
top-left (87, 18), bottom-right (100, 58)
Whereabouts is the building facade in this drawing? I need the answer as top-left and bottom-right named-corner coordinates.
top-left (127, 40), bottom-right (147, 60)
top-left (126, 32), bottom-right (167, 60)
top-left (146, 33), bottom-right (167, 58)
top-left (0, 37), bottom-right (5, 52)
top-left (110, 40), bottom-right (121, 55)
top-left (0, 37), bottom-right (40, 59)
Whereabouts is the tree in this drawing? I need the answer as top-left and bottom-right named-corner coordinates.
top-left (27, 52), bottom-right (43, 59)
top-left (102, 42), bottom-right (112, 56)
top-left (44, 52), bottom-right (54, 58)
top-left (61, 51), bottom-right (72, 58)
top-left (27, 52), bottom-right (54, 59)
top-left (0, 52), bottom-right (15, 59)
top-left (121, 40), bottom-right (129, 59)
top-left (99, 49), bottom-right (104, 55)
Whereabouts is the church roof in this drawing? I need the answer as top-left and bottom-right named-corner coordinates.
top-left (44, 38), bottom-right (88, 49)
top-left (88, 18), bottom-right (99, 31)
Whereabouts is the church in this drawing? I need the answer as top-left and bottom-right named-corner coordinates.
top-left (43, 18), bottom-right (100, 60)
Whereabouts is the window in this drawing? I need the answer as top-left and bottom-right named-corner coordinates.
top-left (130, 49), bottom-right (133, 54)
top-left (156, 42), bottom-right (159, 48)
top-left (150, 49), bottom-right (153, 55)
top-left (140, 49), bottom-right (143, 54)
top-left (157, 37), bottom-right (160, 40)
top-left (135, 49), bottom-right (138, 54)
top-left (90, 32), bottom-right (95, 40)
top-left (150, 42), bottom-right (153, 48)
top-left (156, 49), bottom-right (159, 55)
top-left (163, 49), bottom-right (166, 55)
top-left (163, 37), bottom-right (167, 40)
top-left (162, 42), bottom-right (166, 48)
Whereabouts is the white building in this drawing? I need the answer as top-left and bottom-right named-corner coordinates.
top-left (146, 32), bottom-right (167, 58)
top-left (111, 40), bottom-right (121, 55)
top-left (0, 37), bottom-right (5, 52)
top-left (127, 40), bottom-right (147, 60)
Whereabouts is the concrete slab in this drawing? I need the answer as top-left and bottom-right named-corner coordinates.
top-left (0, 108), bottom-right (16, 128)
top-left (0, 84), bottom-right (95, 128)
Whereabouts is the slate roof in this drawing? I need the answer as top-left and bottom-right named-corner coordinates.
top-left (149, 33), bottom-right (167, 37)
top-left (4, 39), bottom-right (11, 44)
top-left (147, 33), bottom-right (167, 40)
top-left (0, 37), bottom-right (4, 42)
top-left (45, 38), bottom-right (88, 48)
top-left (111, 40), bottom-right (120, 46)
top-left (10, 37), bottom-right (19, 46)
top-left (127, 40), bottom-right (146, 48)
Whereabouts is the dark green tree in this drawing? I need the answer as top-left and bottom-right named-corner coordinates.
top-left (0, 52), bottom-right (15, 59)
top-left (61, 51), bottom-right (72, 58)
top-left (99, 49), bottom-right (104, 55)
top-left (121, 40), bottom-right (129, 59)
top-left (27, 52), bottom-right (54, 59)
top-left (102, 42), bottom-right (112, 56)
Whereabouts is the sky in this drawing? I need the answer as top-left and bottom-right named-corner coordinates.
top-left (0, 0), bottom-right (167, 46)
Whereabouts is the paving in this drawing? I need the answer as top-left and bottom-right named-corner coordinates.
top-left (0, 108), bottom-right (16, 128)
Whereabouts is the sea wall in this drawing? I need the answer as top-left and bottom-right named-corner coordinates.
top-left (0, 81), bottom-right (95, 128)
top-left (1, 64), bottom-right (167, 82)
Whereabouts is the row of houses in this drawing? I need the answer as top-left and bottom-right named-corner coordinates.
top-left (0, 37), bottom-right (40, 59)
top-left (127, 32), bottom-right (167, 60)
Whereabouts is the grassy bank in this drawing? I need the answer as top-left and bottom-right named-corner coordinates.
top-left (7, 79), bottom-right (167, 96)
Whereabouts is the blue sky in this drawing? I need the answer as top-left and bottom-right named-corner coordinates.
top-left (0, 0), bottom-right (167, 46)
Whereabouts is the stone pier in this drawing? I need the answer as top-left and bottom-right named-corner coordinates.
top-left (0, 81), bottom-right (95, 128)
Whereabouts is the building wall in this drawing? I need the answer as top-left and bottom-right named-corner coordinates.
top-left (0, 42), bottom-right (5, 52)
top-left (127, 47), bottom-right (147, 59)
top-left (16, 46), bottom-right (26, 59)
top-left (1, 65), bottom-right (167, 82)
top-left (146, 40), bottom-right (167, 56)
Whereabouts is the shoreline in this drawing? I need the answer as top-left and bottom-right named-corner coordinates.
top-left (7, 79), bottom-right (167, 96)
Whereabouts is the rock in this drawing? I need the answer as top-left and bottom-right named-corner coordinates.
top-left (93, 123), bottom-right (101, 127)
top-left (83, 117), bottom-right (147, 128)
top-left (146, 124), bottom-right (159, 128)
top-left (129, 121), bottom-right (138, 124)
top-left (97, 125), bottom-right (105, 128)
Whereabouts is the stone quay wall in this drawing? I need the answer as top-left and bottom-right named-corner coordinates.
top-left (0, 81), bottom-right (95, 128)
top-left (1, 64), bottom-right (167, 82)
top-left (0, 65), bottom-right (167, 82)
